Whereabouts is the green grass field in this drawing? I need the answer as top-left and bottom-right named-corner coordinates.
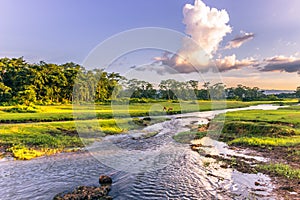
top-left (216, 105), bottom-right (300, 147)
top-left (1, 100), bottom-right (295, 123)
top-left (0, 117), bottom-right (166, 160)
top-left (0, 99), bottom-right (297, 160)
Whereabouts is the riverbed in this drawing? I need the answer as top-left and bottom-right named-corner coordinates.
top-left (0, 105), bottom-right (282, 200)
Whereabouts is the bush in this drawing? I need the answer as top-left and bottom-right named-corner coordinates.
top-left (129, 98), bottom-right (149, 103)
top-left (4, 104), bottom-right (41, 113)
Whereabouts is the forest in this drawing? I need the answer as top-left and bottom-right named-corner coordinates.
top-left (0, 57), bottom-right (299, 105)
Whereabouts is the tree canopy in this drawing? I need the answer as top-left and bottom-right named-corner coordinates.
top-left (0, 57), bottom-right (297, 105)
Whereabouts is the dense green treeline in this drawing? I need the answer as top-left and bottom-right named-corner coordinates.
top-left (0, 57), bottom-right (299, 105)
top-left (0, 57), bottom-right (123, 105)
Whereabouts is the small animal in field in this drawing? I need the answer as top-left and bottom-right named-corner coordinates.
top-left (163, 107), bottom-right (173, 112)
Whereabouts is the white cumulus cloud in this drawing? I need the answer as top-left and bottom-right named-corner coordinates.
top-left (180, 0), bottom-right (232, 58)
top-left (215, 54), bottom-right (257, 72)
top-left (148, 0), bottom-right (258, 74)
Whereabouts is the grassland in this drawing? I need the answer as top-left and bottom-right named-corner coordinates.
top-left (0, 99), bottom-right (297, 160)
top-left (216, 105), bottom-right (300, 147)
top-left (0, 117), bottom-right (166, 160)
top-left (0, 100), bottom-right (295, 123)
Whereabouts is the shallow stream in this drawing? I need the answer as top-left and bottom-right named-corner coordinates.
top-left (0, 104), bottom-right (282, 200)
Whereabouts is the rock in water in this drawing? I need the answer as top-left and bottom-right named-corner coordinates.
top-left (99, 175), bottom-right (113, 185)
top-left (53, 185), bottom-right (112, 200)
top-left (53, 175), bottom-right (113, 200)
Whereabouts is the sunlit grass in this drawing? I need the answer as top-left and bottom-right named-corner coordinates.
top-left (257, 163), bottom-right (300, 179)
top-left (216, 105), bottom-right (300, 148)
top-left (0, 117), bottom-right (167, 160)
top-left (224, 109), bottom-right (300, 127)
top-left (0, 99), bottom-right (297, 160)
top-left (7, 145), bottom-right (64, 160)
top-left (229, 136), bottom-right (300, 147)
top-left (0, 100), bottom-right (295, 123)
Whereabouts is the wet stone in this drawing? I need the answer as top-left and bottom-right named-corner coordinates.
top-left (53, 175), bottom-right (113, 200)
top-left (99, 175), bottom-right (113, 185)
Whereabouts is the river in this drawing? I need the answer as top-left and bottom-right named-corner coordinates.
top-left (0, 104), bottom-right (282, 200)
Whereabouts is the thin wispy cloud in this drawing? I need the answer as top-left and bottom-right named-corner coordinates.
top-left (134, 62), bottom-right (177, 75)
top-left (225, 32), bottom-right (255, 49)
top-left (260, 55), bottom-right (300, 74)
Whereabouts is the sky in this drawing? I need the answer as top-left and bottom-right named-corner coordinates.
top-left (1, 0), bottom-right (299, 90)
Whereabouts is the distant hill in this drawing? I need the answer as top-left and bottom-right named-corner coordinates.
top-left (262, 90), bottom-right (295, 95)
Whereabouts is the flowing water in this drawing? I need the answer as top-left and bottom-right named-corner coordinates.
top-left (0, 105), bottom-right (282, 200)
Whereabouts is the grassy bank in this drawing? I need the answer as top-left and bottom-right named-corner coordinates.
top-left (216, 105), bottom-right (300, 147)
top-left (0, 117), bottom-right (165, 160)
top-left (178, 104), bottom-right (300, 198)
top-left (213, 105), bottom-right (300, 197)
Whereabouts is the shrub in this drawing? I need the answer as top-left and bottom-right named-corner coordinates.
top-left (4, 104), bottom-right (41, 113)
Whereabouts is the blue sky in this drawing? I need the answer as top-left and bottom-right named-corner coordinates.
top-left (1, 0), bottom-right (299, 89)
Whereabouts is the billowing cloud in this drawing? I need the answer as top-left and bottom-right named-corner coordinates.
top-left (152, 52), bottom-right (209, 74)
top-left (215, 54), bottom-right (257, 72)
top-left (150, 0), bottom-right (233, 74)
top-left (260, 55), bottom-right (300, 74)
top-left (225, 32), bottom-right (255, 49)
top-left (182, 0), bottom-right (232, 57)
top-left (148, 52), bottom-right (257, 74)
top-left (147, 0), bottom-right (258, 75)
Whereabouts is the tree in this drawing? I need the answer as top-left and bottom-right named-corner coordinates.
top-left (61, 62), bottom-right (81, 102)
top-left (1, 57), bottom-right (30, 99)
top-left (296, 86), bottom-right (300, 98)
top-left (185, 80), bottom-right (198, 100)
top-left (209, 83), bottom-right (226, 100)
top-left (203, 82), bottom-right (210, 100)
top-left (159, 79), bottom-right (178, 100)
top-left (122, 79), bottom-right (155, 99)
top-left (15, 86), bottom-right (36, 105)
top-left (0, 82), bottom-right (11, 103)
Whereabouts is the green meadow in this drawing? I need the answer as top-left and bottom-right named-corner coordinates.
top-left (0, 99), bottom-right (298, 160)
top-left (218, 105), bottom-right (300, 147)
top-left (0, 100), bottom-right (294, 123)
